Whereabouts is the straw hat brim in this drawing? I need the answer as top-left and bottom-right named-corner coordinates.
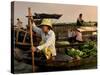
top-left (39, 24), bottom-right (52, 29)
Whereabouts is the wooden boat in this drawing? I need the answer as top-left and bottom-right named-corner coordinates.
top-left (26, 13), bottom-right (62, 19)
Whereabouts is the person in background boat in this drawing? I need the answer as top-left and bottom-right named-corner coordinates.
top-left (32, 19), bottom-right (56, 60)
top-left (74, 29), bottom-right (83, 43)
top-left (16, 18), bottom-right (23, 29)
top-left (77, 13), bottom-right (84, 26)
top-left (67, 29), bottom-right (76, 43)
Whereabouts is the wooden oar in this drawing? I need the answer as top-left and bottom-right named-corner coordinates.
top-left (28, 7), bottom-right (35, 72)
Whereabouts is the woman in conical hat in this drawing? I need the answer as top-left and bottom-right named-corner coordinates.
top-left (32, 18), bottom-right (56, 60)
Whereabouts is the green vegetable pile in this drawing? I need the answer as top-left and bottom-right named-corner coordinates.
top-left (65, 40), bottom-right (97, 59)
top-left (79, 40), bottom-right (97, 58)
top-left (67, 48), bottom-right (83, 57)
top-left (66, 48), bottom-right (83, 60)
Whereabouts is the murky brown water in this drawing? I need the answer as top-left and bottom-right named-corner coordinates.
top-left (14, 56), bottom-right (97, 73)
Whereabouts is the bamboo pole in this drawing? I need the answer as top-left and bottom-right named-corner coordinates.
top-left (28, 7), bottom-right (35, 72)
top-left (23, 32), bottom-right (27, 43)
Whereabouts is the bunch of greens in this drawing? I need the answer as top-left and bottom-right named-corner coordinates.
top-left (79, 40), bottom-right (97, 58)
top-left (65, 40), bottom-right (97, 59)
top-left (66, 48), bottom-right (83, 59)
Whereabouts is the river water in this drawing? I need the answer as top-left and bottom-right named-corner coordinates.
top-left (14, 56), bottom-right (97, 74)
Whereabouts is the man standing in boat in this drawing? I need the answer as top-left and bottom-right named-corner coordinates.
top-left (32, 19), bottom-right (56, 60)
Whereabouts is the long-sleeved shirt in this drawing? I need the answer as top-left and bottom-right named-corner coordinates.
top-left (32, 23), bottom-right (56, 56)
top-left (76, 32), bottom-right (83, 41)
